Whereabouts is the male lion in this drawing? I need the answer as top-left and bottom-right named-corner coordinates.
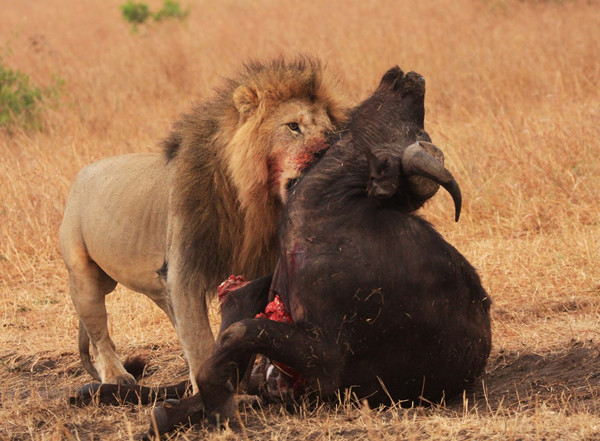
top-left (59, 57), bottom-right (348, 391)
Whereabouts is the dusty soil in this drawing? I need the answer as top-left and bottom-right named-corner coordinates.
top-left (2, 337), bottom-right (600, 440)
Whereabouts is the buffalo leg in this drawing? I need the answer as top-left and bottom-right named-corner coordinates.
top-left (217, 274), bottom-right (272, 393)
top-left (147, 318), bottom-right (342, 437)
top-left (71, 380), bottom-right (191, 406)
top-left (217, 274), bottom-right (272, 339)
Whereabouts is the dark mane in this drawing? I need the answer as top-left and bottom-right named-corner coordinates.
top-left (162, 56), bottom-right (347, 161)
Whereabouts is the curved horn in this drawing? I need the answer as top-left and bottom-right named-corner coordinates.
top-left (402, 141), bottom-right (462, 221)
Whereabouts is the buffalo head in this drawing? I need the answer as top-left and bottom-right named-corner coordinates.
top-left (349, 67), bottom-right (461, 220)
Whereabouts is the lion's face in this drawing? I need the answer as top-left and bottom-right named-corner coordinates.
top-left (263, 98), bottom-right (335, 202)
top-left (227, 62), bottom-right (348, 215)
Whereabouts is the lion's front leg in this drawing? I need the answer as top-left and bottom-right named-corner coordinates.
top-left (166, 262), bottom-right (216, 393)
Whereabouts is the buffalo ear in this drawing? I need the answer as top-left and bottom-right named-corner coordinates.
top-left (365, 149), bottom-right (400, 199)
top-left (233, 85), bottom-right (260, 119)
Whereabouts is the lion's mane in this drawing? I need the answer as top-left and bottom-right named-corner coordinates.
top-left (162, 56), bottom-right (348, 295)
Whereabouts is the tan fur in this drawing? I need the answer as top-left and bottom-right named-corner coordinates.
top-left (59, 56), bottom-right (349, 390)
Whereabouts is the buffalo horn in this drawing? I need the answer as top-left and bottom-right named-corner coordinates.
top-left (402, 141), bottom-right (462, 221)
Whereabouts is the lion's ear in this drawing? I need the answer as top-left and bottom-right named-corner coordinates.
top-left (233, 85), bottom-right (260, 119)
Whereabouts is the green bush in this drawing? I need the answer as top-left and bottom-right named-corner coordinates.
top-left (0, 57), bottom-right (61, 133)
top-left (154, 0), bottom-right (189, 21)
top-left (121, 1), bottom-right (152, 30)
top-left (120, 1), bottom-right (189, 30)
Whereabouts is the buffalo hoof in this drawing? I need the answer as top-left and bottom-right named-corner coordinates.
top-left (69, 382), bottom-right (102, 406)
top-left (143, 405), bottom-right (172, 440)
top-left (143, 394), bottom-right (206, 439)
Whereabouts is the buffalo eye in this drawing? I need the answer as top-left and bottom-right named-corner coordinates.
top-left (287, 122), bottom-right (301, 133)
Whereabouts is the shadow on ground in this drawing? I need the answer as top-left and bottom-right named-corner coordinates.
top-left (461, 339), bottom-right (600, 413)
top-left (2, 339), bottom-right (600, 439)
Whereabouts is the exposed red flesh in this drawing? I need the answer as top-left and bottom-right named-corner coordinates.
top-left (218, 275), bottom-right (304, 395)
top-left (217, 275), bottom-right (249, 306)
top-left (255, 294), bottom-right (293, 323)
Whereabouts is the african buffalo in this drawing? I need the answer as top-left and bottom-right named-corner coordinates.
top-left (74, 67), bottom-right (492, 438)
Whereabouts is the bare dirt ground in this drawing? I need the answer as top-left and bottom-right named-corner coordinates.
top-left (3, 335), bottom-right (600, 440)
top-left (1, 0), bottom-right (599, 439)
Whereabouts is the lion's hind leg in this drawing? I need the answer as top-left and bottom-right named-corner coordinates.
top-left (67, 252), bottom-right (135, 385)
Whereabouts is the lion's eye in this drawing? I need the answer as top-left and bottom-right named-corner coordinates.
top-left (287, 122), bottom-right (301, 133)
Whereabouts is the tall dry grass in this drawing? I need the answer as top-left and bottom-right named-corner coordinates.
top-left (1, 0), bottom-right (599, 439)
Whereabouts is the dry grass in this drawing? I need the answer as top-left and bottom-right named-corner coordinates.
top-left (1, 0), bottom-right (599, 439)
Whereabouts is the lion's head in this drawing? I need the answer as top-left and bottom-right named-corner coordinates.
top-left (163, 56), bottom-right (349, 279)
top-left (226, 57), bottom-right (348, 206)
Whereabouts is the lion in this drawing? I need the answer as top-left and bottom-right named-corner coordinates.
top-left (59, 57), bottom-right (349, 392)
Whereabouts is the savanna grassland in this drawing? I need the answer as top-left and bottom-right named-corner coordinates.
top-left (1, 0), bottom-right (600, 439)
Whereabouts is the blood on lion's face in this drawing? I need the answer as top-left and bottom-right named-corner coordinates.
top-left (264, 98), bottom-right (335, 202)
